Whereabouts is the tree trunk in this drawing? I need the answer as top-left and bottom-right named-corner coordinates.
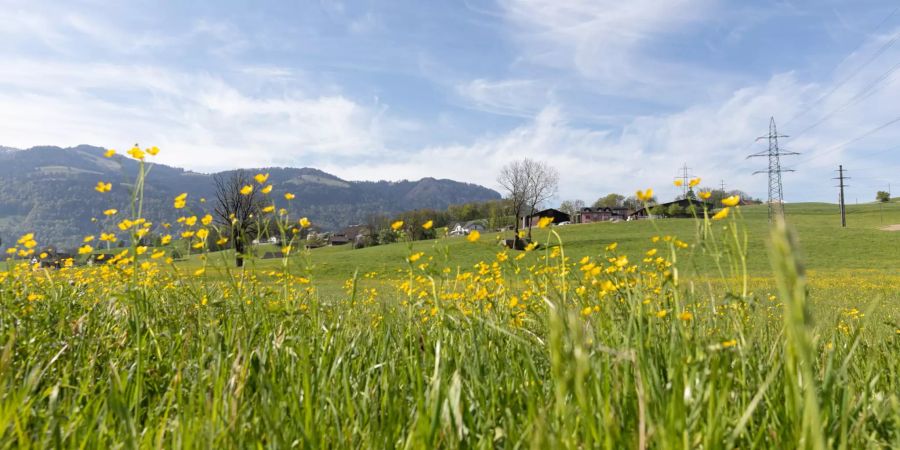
top-left (235, 237), bottom-right (244, 268)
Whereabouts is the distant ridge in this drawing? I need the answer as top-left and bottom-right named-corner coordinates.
top-left (0, 145), bottom-right (501, 248)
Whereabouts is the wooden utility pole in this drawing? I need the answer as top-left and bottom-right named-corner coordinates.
top-left (834, 165), bottom-right (848, 228)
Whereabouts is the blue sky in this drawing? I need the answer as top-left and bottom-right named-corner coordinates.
top-left (1, 0), bottom-right (899, 203)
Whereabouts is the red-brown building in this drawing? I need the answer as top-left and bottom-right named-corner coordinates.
top-left (576, 207), bottom-right (631, 223)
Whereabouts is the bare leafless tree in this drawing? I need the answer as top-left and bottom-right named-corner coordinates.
top-left (214, 170), bottom-right (263, 267)
top-left (497, 158), bottom-right (559, 244)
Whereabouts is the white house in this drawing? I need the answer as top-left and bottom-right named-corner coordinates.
top-left (448, 220), bottom-right (487, 236)
top-left (251, 236), bottom-right (280, 245)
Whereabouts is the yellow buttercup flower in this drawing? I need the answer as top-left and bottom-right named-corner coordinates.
top-left (146, 146), bottom-right (160, 156)
top-left (712, 207), bottom-right (730, 220)
top-left (721, 195), bottom-right (740, 207)
top-left (95, 181), bottom-right (112, 193)
top-left (103, 209), bottom-right (118, 216)
top-left (104, 149), bottom-right (116, 158)
top-left (391, 220), bottom-right (404, 231)
top-left (78, 245), bottom-right (93, 255)
top-left (161, 234), bottom-right (172, 245)
top-left (254, 173), bottom-right (269, 184)
top-left (262, 205), bottom-right (275, 213)
top-left (698, 191), bottom-right (712, 200)
top-left (467, 230), bottom-right (480, 242)
top-left (537, 216), bottom-right (553, 228)
top-left (674, 179), bottom-right (683, 187)
top-left (688, 177), bottom-right (701, 187)
top-left (722, 339), bottom-right (737, 348)
top-left (194, 268), bottom-right (206, 276)
top-left (408, 252), bottom-right (424, 263)
top-left (299, 217), bottom-right (311, 228)
top-left (656, 309), bottom-right (668, 318)
top-left (678, 311), bottom-right (693, 321)
top-left (422, 220), bottom-right (433, 230)
top-left (201, 214), bottom-right (213, 225)
top-left (127, 146), bottom-right (145, 160)
top-left (216, 237), bottom-right (228, 246)
top-left (636, 188), bottom-right (654, 202)
top-left (83, 235), bottom-right (94, 243)
top-left (240, 185), bottom-right (253, 196)
top-left (136, 246), bottom-right (148, 255)
top-left (174, 193), bottom-right (187, 209)
top-left (284, 192), bottom-right (296, 200)
top-left (261, 185), bottom-right (273, 194)
top-left (151, 250), bottom-right (165, 259)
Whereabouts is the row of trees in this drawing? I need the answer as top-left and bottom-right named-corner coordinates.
top-left (558, 188), bottom-right (759, 218)
top-left (362, 198), bottom-right (515, 245)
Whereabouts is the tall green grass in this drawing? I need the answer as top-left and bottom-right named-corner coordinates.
top-left (0, 158), bottom-right (898, 448)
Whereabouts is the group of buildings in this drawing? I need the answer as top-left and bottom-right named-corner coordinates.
top-left (523, 198), bottom-right (717, 228)
top-left (248, 198), bottom-right (723, 250)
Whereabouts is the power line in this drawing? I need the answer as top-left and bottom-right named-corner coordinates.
top-left (790, 59), bottom-right (900, 139)
top-left (796, 113), bottom-right (900, 165)
top-left (784, 6), bottom-right (900, 128)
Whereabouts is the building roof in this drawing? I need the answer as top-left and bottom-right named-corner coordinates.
top-left (580, 206), bottom-right (630, 213)
top-left (526, 208), bottom-right (570, 218)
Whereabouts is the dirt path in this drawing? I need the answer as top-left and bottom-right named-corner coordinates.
top-left (881, 224), bottom-right (900, 231)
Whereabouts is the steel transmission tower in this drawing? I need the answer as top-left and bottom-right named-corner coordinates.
top-left (748, 117), bottom-right (799, 222)
top-left (673, 163), bottom-right (692, 198)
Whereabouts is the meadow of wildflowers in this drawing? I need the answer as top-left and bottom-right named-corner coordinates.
top-left (0, 147), bottom-right (898, 448)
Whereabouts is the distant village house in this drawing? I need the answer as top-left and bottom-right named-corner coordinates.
top-left (523, 208), bottom-right (571, 228)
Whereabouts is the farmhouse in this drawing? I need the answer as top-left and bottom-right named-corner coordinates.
top-left (576, 206), bottom-right (631, 223)
top-left (523, 208), bottom-right (571, 228)
top-left (329, 224), bottom-right (370, 246)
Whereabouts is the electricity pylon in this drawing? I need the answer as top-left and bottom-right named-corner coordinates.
top-left (748, 117), bottom-right (799, 222)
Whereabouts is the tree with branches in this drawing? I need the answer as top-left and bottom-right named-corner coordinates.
top-left (214, 170), bottom-right (263, 267)
top-left (497, 158), bottom-right (559, 245)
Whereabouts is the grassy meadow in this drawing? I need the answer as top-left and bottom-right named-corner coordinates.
top-left (1, 155), bottom-right (899, 448)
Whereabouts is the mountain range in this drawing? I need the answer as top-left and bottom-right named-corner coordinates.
top-left (0, 145), bottom-right (501, 249)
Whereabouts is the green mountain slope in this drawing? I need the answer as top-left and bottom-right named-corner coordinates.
top-left (0, 145), bottom-right (501, 249)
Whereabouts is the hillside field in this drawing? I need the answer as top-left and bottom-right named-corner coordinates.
top-left (186, 200), bottom-right (900, 300)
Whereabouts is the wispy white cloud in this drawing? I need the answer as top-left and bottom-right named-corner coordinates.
top-left (455, 78), bottom-right (551, 118)
top-left (497, 0), bottom-right (726, 98)
top-left (0, 58), bottom-right (392, 170)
